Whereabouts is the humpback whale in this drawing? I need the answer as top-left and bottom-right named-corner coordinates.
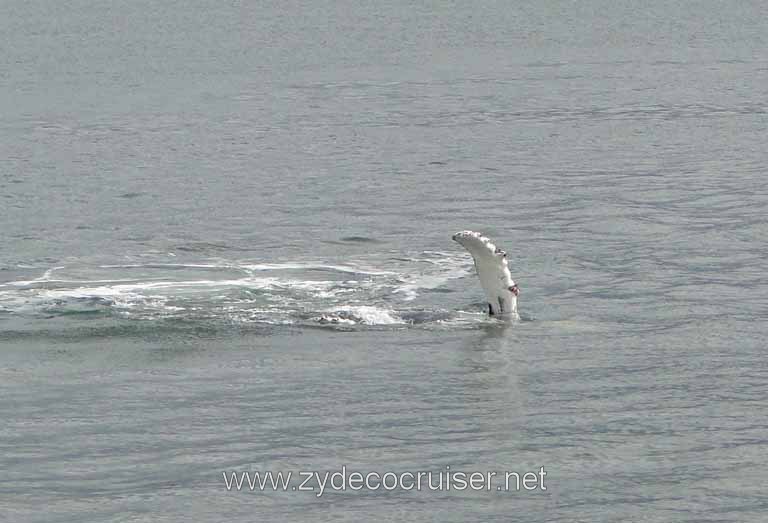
top-left (452, 231), bottom-right (520, 317)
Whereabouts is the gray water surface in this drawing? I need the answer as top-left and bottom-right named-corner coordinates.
top-left (2, 1), bottom-right (768, 521)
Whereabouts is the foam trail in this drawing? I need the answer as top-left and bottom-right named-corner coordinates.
top-left (0, 254), bottom-right (499, 329)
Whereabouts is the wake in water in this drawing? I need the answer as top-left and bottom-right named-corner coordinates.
top-left (0, 250), bottom-right (504, 332)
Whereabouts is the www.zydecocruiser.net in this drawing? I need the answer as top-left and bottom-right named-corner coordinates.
top-left (223, 465), bottom-right (547, 497)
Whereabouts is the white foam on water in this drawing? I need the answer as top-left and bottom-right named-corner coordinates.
top-left (321, 305), bottom-right (405, 325)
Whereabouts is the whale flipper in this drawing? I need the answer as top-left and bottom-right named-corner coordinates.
top-left (452, 231), bottom-right (520, 317)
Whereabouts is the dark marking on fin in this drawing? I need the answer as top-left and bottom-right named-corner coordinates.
top-left (488, 303), bottom-right (494, 316)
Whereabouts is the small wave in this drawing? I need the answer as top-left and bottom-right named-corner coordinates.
top-left (242, 262), bottom-right (398, 277)
top-left (98, 263), bottom-right (236, 270)
top-left (338, 236), bottom-right (384, 243)
top-left (95, 261), bottom-right (397, 277)
top-left (2, 266), bottom-right (66, 287)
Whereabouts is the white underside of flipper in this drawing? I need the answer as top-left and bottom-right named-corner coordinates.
top-left (452, 231), bottom-right (519, 318)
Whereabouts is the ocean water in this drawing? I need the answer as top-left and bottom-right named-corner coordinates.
top-left (2, 0), bottom-right (768, 521)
